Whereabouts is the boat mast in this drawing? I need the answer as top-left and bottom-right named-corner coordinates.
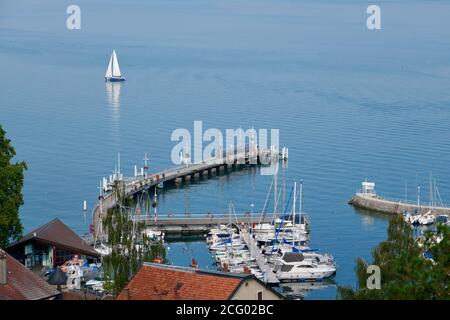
top-left (117, 152), bottom-right (121, 179)
top-left (429, 173), bottom-right (433, 208)
top-left (271, 185), bottom-right (294, 254)
top-left (299, 179), bottom-right (303, 222)
top-left (417, 186), bottom-right (421, 209)
top-left (259, 178), bottom-right (273, 225)
top-left (154, 187), bottom-right (158, 222)
top-left (274, 174), bottom-right (278, 215)
top-left (292, 181), bottom-right (296, 247)
top-left (434, 179), bottom-right (443, 207)
top-left (271, 175), bottom-right (278, 224)
top-left (282, 175), bottom-right (286, 214)
top-left (299, 179), bottom-right (303, 247)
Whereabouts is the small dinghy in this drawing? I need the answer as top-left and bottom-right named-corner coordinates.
top-left (105, 49), bottom-right (125, 82)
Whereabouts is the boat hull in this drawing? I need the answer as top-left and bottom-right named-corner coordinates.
top-left (105, 77), bottom-right (125, 82)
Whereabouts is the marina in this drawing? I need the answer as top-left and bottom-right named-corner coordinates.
top-left (202, 180), bottom-right (336, 287)
top-left (89, 168), bottom-right (338, 289)
top-left (2, 0), bottom-right (450, 301)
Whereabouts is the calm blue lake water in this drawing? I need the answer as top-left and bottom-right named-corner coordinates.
top-left (1, 0), bottom-right (450, 299)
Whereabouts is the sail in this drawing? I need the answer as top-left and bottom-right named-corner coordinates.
top-left (105, 53), bottom-right (113, 78)
top-left (112, 50), bottom-right (122, 77)
top-left (105, 50), bottom-right (122, 78)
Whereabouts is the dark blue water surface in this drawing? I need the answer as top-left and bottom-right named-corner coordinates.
top-left (1, 0), bottom-right (450, 299)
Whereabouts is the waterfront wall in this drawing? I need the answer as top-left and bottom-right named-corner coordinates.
top-left (349, 193), bottom-right (450, 215)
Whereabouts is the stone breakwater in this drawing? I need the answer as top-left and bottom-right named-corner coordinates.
top-left (349, 193), bottom-right (450, 215)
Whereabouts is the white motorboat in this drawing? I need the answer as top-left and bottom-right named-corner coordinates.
top-left (418, 211), bottom-right (435, 225)
top-left (208, 225), bottom-right (231, 236)
top-left (435, 214), bottom-right (450, 225)
top-left (268, 248), bottom-right (335, 267)
top-left (404, 211), bottom-right (421, 225)
top-left (146, 229), bottom-right (164, 241)
top-left (209, 239), bottom-right (246, 251)
top-left (255, 221), bottom-right (308, 245)
top-left (275, 252), bottom-right (336, 282)
top-left (253, 223), bottom-right (274, 234)
top-left (302, 252), bottom-right (335, 267)
top-left (217, 254), bottom-right (256, 266)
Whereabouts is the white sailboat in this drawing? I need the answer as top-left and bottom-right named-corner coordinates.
top-left (105, 49), bottom-right (125, 82)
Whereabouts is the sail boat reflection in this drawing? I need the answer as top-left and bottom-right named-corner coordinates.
top-left (105, 81), bottom-right (122, 136)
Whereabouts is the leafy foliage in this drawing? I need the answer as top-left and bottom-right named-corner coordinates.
top-left (338, 215), bottom-right (450, 300)
top-left (0, 125), bottom-right (27, 248)
top-left (102, 182), bottom-right (166, 295)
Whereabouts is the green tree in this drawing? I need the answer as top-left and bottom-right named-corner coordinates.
top-left (102, 182), bottom-right (166, 295)
top-left (0, 125), bottom-right (27, 248)
top-left (338, 215), bottom-right (450, 300)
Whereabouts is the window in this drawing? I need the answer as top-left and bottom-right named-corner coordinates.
top-left (24, 244), bottom-right (33, 255)
top-left (257, 291), bottom-right (263, 300)
top-left (55, 249), bottom-right (74, 266)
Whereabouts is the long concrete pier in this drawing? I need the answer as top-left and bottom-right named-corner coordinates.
top-left (92, 146), bottom-right (284, 237)
top-left (349, 193), bottom-right (450, 215)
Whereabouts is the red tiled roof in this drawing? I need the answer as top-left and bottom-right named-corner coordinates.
top-left (0, 249), bottom-right (59, 300)
top-left (116, 263), bottom-right (249, 300)
top-left (7, 218), bottom-right (99, 257)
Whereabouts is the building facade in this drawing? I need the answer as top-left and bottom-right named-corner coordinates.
top-left (6, 218), bottom-right (99, 270)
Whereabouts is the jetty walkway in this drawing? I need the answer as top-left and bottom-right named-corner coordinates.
top-left (92, 146), bottom-right (285, 237)
top-left (241, 229), bottom-right (280, 285)
top-left (131, 213), bottom-right (275, 235)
